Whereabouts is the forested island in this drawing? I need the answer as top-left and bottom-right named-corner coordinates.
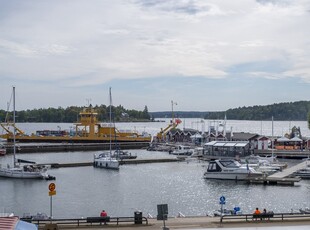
top-left (0, 105), bottom-right (150, 123)
top-left (151, 101), bottom-right (310, 121)
top-left (1, 101), bottom-right (310, 123)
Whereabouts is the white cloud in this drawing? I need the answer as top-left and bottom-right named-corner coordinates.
top-left (0, 0), bottom-right (310, 110)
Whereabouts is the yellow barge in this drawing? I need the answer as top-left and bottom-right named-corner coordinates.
top-left (0, 106), bottom-right (151, 143)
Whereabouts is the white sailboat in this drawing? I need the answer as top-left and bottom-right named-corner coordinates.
top-left (93, 87), bottom-right (119, 170)
top-left (0, 87), bottom-right (54, 179)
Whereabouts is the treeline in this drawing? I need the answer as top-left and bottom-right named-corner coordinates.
top-left (0, 105), bottom-right (151, 123)
top-left (205, 101), bottom-right (310, 121)
top-left (150, 111), bottom-right (208, 119)
top-left (150, 101), bottom-right (310, 121)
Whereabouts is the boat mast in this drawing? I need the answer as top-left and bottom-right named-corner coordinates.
top-left (109, 87), bottom-right (112, 157)
top-left (13, 86), bottom-right (16, 167)
top-left (271, 116), bottom-right (274, 162)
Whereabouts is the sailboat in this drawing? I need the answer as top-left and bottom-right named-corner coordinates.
top-left (93, 87), bottom-right (120, 170)
top-left (0, 87), bottom-right (55, 179)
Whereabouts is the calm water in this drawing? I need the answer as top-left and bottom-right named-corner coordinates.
top-left (1, 119), bottom-right (310, 218)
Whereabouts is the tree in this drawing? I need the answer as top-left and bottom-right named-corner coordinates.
top-left (308, 112), bottom-right (310, 130)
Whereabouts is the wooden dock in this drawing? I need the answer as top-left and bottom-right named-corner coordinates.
top-left (41, 158), bottom-right (182, 168)
top-left (246, 160), bottom-right (309, 185)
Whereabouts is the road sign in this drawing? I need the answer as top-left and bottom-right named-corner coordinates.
top-left (220, 196), bottom-right (225, 202)
top-left (49, 183), bottom-right (56, 192)
top-left (49, 191), bottom-right (56, 196)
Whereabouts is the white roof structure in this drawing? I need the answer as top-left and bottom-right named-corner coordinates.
top-left (204, 141), bottom-right (249, 147)
top-left (190, 134), bottom-right (203, 139)
top-left (277, 137), bottom-right (290, 142)
top-left (290, 137), bottom-right (303, 142)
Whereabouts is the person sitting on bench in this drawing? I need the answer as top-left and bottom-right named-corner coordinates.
top-left (253, 208), bottom-right (261, 220)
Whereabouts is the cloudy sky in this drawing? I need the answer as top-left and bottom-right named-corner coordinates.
top-left (1, 0), bottom-right (310, 112)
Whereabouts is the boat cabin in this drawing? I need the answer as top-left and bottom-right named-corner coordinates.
top-left (207, 160), bottom-right (240, 172)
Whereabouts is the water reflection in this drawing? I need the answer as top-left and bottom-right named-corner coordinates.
top-left (1, 150), bottom-right (310, 218)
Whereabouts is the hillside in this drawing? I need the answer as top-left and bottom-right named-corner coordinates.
top-left (150, 101), bottom-right (310, 121)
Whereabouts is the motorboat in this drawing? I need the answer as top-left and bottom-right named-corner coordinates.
top-left (243, 154), bottom-right (277, 164)
top-left (112, 149), bottom-right (137, 160)
top-left (299, 208), bottom-right (310, 214)
top-left (293, 168), bottom-right (310, 179)
top-left (170, 145), bottom-right (194, 156)
top-left (0, 144), bottom-right (6, 156)
top-left (190, 147), bottom-right (204, 158)
top-left (203, 159), bottom-right (263, 180)
top-left (0, 87), bottom-right (55, 180)
top-left (241, 162), bottom-right (283, 175)
top-left (93, 87), bottom-right (119, 170)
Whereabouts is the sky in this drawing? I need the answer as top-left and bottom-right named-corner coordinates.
top-left (0, 0), bottom-right (310, 112)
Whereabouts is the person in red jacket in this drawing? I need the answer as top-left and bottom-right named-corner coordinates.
top-left (100, 210), bottom-right (107, 217)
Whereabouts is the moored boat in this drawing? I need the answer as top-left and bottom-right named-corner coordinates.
top-left (293, 168), bottom-right (310, 179)
top-left (0, 144), bottom-right (6, 156)
top-left (93, 87), bottom-right (119, 170)
top-left (0, 87), bottom-right (55, 180)
top-left (203, 159), bottom-right (263, 180)
top-left (170, 145), bottom-right (194, 156)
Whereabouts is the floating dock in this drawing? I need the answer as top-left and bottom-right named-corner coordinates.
top-left (246, 160), bottom-right (309, 185)
top-left (254, 149), bottom-right (310, 159)
top-left (267, 160), bottom-right (309, 179)
top-left (41, 158), bottom-right (182, 168)
top-left (246, 176), bottom-right (301, 185)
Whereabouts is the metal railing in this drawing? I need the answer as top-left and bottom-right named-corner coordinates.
top-left (22, 216), bottom-right (148, 228)
top-left (220, 212), bottom-right (310, 223)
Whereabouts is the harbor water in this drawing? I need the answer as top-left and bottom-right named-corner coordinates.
top-left (1, 119), bottom-right (310, 218)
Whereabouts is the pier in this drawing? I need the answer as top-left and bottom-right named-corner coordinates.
top-left (4, 142), bottom-right (149, 154)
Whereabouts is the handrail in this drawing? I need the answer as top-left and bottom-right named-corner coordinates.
top-left (220, 212), bottom-right (310, 223)
top-left (22, 216), bottom-right (148, 227)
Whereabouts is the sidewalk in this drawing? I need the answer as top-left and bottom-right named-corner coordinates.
top-left (41, 216), bottom-right (310, 230)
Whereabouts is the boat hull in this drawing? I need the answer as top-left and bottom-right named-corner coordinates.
top-left (204, 172), bottom-right (262, 180)
top-left (0, 168), bottom-right (47, 179)
top-left (94, 155), bottom-right (119, 170)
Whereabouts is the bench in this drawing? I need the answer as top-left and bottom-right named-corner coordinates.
top-left (86, 216), bottom-right (110, 225)
top-left (253, 212), bottom-right (274, 220)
